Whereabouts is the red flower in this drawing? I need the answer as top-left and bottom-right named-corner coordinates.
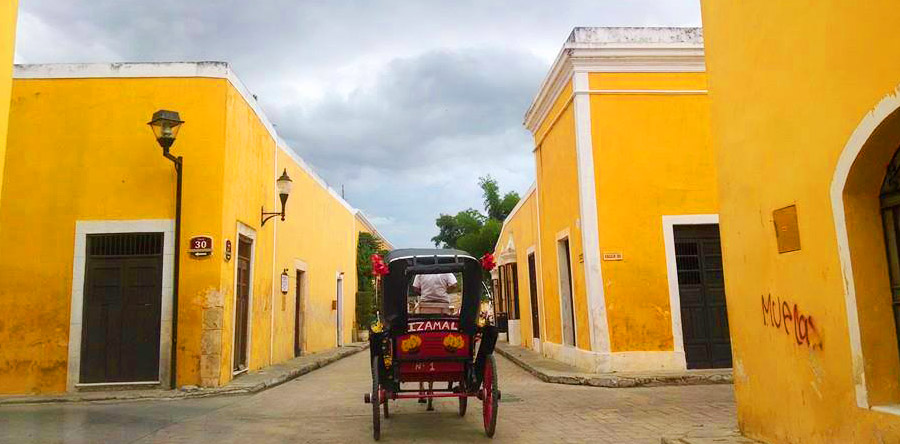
top-left (480, 253), bottom-right (496, 271)
top-left (371, 254), bottom-right (389, 276)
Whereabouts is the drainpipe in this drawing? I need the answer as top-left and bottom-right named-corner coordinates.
top-left (162, 149), bottom-right (183, 390)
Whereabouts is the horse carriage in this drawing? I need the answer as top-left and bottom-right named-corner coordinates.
top-left (363, 248), bottom-right (500, 440)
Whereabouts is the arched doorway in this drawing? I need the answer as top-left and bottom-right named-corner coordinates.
top-left (832, 90), bottom-right (900, 408)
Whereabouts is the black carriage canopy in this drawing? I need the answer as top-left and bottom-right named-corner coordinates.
top-left (381, 248), bottom-right (483, 335)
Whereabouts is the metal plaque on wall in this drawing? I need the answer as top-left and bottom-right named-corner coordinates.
top-left (773, 205), bottom-right (801, 253)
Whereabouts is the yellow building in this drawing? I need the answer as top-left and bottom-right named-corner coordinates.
top-left (700, 2), bottom-right (900, 442)
top-left (0, 0), bottom-right (17, 212)
top-left (493, 185), bottom-right (540, 348)
top-left (0, 62), bottom-right (388, 394)
top-left (499, 27), bottom-right (724, 373)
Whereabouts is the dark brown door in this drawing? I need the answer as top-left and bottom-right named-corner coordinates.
top-left (294, 270), bottom-right (304, 357)
top-left (510, 263), bottom-right (520, 320)
top-left (880, 146), bottom-right (900, 360)
top-left (528, 253), bottom-right (540, 339)
top-left (675, 224), bottom-right (732, 369)
top-left (234, 236), bottom-right (252, 372)
top-left (81, 233), bottom-right (163, 383)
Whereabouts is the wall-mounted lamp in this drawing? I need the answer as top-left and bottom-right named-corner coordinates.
top-left (262, 169), bottom-right (293, 226)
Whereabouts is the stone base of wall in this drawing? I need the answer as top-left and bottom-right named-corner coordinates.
top-left (200, 289), bottom-right (224, 388)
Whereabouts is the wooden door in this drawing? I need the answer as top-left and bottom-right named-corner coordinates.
top-left (294, 270), bottom-right (304, 357)
top-left (528, 253), bottom-right (541, 339)
top-left (675, 224), bottom-right (732, 369)
top-left (81, 233), bottom-right (163, 383)
top-left (880, 146), bottom-right (900, 360)
top-left (233, 236), bottom-right (252, 372)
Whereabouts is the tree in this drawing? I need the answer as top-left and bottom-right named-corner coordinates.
top-left (431, 176), bottom-right (520, 260)
top-left (479, 176), bottom-right (521, 221)
top-left (356, 232), bottom-right (387, 329)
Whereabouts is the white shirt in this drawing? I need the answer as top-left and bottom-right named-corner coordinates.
top-left (412, 273), bottom-right (458, 303)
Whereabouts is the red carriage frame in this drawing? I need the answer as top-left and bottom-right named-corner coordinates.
top-left (363, 249), bottom-right (500, 440)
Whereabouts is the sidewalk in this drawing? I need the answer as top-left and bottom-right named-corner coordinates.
top-left (0, 343), bottom-right (368, 406)
top-left (661, 431), bottom-right (763, 444)
top-left (495, 342), bottom-right (732, 388)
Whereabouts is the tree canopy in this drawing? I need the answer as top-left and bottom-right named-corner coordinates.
top-left (431, 176), bottom-right (519, 259)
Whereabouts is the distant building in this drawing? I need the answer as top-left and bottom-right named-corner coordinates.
top-left (701, 1), bottom-right (900, 441)
top-left (496, 27), bottom-right (725, 373)
top-left (0, 63), bottom-right (389, 394)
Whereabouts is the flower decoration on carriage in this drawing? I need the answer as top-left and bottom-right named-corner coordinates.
top-left (400, 335), bottom-right (422, 354)
top-left (371, 254), bottom-right (390, 276)
top-left (480, 253), bottom-right (496, 271)
top-left (442, 333), bottom-right (465, 353)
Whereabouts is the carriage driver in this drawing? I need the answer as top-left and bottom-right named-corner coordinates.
top-left (411, 273), bottom-right (458, 314)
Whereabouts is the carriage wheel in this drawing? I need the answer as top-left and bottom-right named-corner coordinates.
top-left (382, 389), bottom-right (390, 418)
top-left (481, 355), bottom-right (499, 438)
top-left (458, 396), bottom-right (468, 417)
top-left (371, 356), bottom-right (381, 440)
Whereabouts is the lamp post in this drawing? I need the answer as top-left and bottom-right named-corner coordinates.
top-left (261, 169), bottom-right (293, 225)
top-left (148, 109), bottom-right (184, 389)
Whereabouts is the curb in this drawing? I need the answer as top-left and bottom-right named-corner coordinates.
top-left (495, 345), bottom-right (732, 388)
top-left (0, 344), bottom-right (368, 406)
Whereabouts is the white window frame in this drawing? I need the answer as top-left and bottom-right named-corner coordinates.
top-left (661, 214), bottom-right (721, 371)
top-left (67, 219), bottom-right (175, 391)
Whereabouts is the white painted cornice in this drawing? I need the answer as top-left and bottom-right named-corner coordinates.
top-left (13, 62), bottom-right (367, 218)
top-left (523, 28), bottom-right (706, 134)
top-left (493, 183), bottom-right (536, 253)
top-left (355, 210), bottom-right (395, 250)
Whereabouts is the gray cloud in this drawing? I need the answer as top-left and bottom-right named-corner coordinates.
top-left (15, 0), bottom-right (701, 246)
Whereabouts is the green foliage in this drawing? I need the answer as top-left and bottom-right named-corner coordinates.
top-left (479, 176), bottom-right (521, 221)
top-left (356, 290), bottom-right (375, 329)
top-left (356, 232), bottom-right (386, 328)
top-left (431, 176), bottom-right (520, 260)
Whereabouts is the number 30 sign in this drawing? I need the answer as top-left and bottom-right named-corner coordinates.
top-left (189, 235), bottom-right (213, 257)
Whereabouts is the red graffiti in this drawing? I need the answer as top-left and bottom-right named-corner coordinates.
top-left (761, 294), bottom-right (822, 350)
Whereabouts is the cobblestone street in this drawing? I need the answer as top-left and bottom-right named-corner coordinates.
top-left (0, 352), bottom-right (737, 443)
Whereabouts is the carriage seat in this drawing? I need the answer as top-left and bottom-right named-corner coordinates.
top-left (413, 301), bottom-right (455, 315)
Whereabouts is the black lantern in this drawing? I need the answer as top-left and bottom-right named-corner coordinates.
top-left (148, 110), bottom-right (184, 150)
top-left (262, 169), bottom-right (293, 225)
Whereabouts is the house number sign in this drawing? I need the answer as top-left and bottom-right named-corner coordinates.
top-left (189, 235), bottom-right (213, 257)
top-left (224, 239), bottom-right (232, 261)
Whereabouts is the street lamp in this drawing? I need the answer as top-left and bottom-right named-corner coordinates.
top-left (261, 169), bottom-right (293, 225)
top-left (148, 109), bottom-right (184, 390)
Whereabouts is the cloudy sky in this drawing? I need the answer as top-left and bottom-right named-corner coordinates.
top-left (15, 0), bottom-right (701, 247)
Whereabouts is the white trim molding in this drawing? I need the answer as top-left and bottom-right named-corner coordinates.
top-left (830, 85), bottom-right (900, 409)
top-left (573, 71), bottom-right (611, 356)
top-left (67, 219), bottom-right (175, 391)
top-left (662, 214), bottom-right (720, 371)
top-left (14, 62), bottom-right (361, 217)
top-left (524, 27), bottom-right (705, 133)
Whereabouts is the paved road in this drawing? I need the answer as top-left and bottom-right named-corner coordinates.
top-left (0, 352), bottom-right (737, 443)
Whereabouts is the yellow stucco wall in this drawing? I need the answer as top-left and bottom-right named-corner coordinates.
top-left (534, 81), bottom-right (592, 350)
top-left (0, 77), bottom-right (227, 393)
top-left (0, 0), bottom-right (18, 214)
top-left (701, 1), bottom-right (900, 441)
top-left (589, 72), bottom-right (717, 352)
top-left (0, 70), bottom-right (369, 393)
top-left (494, 189), bottom-right (541, 348)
